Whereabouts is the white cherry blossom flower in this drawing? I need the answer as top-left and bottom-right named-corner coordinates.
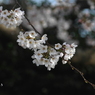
top-left (0, 6), bottom-right (24, 28)
top-left (28, 39), bottom-right (35, 49)
top-left (71, 43), bottom-right (78, 48)
top-left (59, 52), bottom-right (64, 57)
top-left (50, 56), bottom-right (59, 64)
top-left (55, 43), bottom-right (62, 50)
top-left (40, 34), bottom-right (48, 43)
top-left (62, 60), bottom-right (67, 64)
top-left (49, 48), bottom-right (58, 56)
top-left (29, 30), bottom-right (38, 38)
top-left (64, 54), bottom-right (70, 60)
top-left (34, 51), bottom-right (43, 59)
top-left (44, 59), bottom-right (50, 67)
top-left (39, 58), bottom-right (45, 65)
top-left (0, 10), bottom-right (9, 17)
top-left (39, 45), bottom-right (48, 53)
top-left (33, 59), bottom-right (40, 66)
top-left (33, 40), bottom-right (41, 49)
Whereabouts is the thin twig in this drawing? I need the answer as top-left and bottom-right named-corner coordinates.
top-left (15, 0), bottom-right (42, 36)
top-left (68, 61), bottom-right (95, 89)
top-left (24, 15), bottom-right (42, 36)
top-left (12, 3), bottom-right (17, 10)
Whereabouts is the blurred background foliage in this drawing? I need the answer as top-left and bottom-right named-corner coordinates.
top-left (0, 0), bottom-right (95, 95)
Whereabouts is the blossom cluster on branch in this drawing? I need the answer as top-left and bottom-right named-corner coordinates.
top-left (0, 6), bottom-right (24, 28)
top-left (17, 30), bottom-right (77, 70)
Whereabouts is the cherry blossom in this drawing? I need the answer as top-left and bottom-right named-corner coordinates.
top-left (0, 6), bottom-right (24, 28)
top-left (17, 30), bottom-right (77, 70)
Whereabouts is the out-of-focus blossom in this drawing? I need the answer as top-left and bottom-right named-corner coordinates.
top-left (22, 6), bottom-right (57, 33)
top-left (56, 0), bottom-right (76, 7)
top-left (77, 8), bottom-right (95, 35)
top-left (86, 37), bottom-right (95, 46)
top-left (81, 20), bottom-right (95, 32)
top-left (57, 18), bottom-right (71, 32)
top-left (0, 6), bottom-right (24, 28)
top-left (87, 0), bottom-right (95, 9)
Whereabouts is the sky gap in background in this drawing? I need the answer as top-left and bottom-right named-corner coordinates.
top-left (0, 0), bottom-right (76, 5)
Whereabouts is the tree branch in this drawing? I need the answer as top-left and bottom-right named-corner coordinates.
top-left (68, 61), bottom-right (95, 89)
top-left (15, 0), bottom-right (42, 36)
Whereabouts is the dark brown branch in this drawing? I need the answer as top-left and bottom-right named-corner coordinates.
top-left (23, 15), bottom-right (42, 36)
top-left (68, 61), bottom-right (95, 89)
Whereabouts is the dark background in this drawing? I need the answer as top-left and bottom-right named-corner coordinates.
top-left (0, 0), bottom-right (95, 95)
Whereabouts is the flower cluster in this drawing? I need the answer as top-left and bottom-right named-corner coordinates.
top-left (78, 9), bottom-right (95, 32)
top-left (0, 6), bottom-right (24, 28)
top-left (61, 42), bottom-right (77, 64)
top-left (17, 30), bottom-right (77, 70)
top-left (17, 31), bottom-right (47, 50)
